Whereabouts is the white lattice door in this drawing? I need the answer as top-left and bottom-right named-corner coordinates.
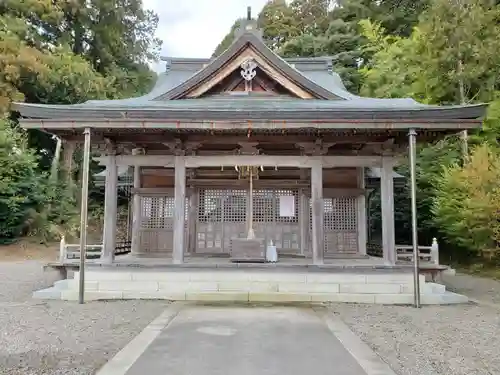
top-left (196, 189), bottom-right (247, 254)
top-left (253, 189), bottom-right (301, 254)
top-left (138, 195), bottom-right (175, 255)
top-left (312, 197), bottom-right (358, 256)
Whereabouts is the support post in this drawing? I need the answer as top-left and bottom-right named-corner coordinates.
top-left (173, 156), bottom-right (186, 264)
top-left (300, 190), bottom-right (309, 256)
top-left (49, 136), bottom-right (62, 182)
top-left (78, 127), bottom-right (91, 305)
top-left (130, 152), bottom-right (142, 255)
top-left (187, 190), bottom-right (197, 255)
top-left (62, 141), bottom-right (76, 184)
top-left (311, 160), bottom-right (324, 265)
top-left (101, 152), bottom-right (118, 263)
top-left (357, 168), bottom-right (367, 256)
top-left (409, 129), bottom-right (421, 308)
top-left (380, 157), bottom-right (396, 265)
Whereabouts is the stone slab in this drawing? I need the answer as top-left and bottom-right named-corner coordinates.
top-left (124, 306), bottom-right (368, 375)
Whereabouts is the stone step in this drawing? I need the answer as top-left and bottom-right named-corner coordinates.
top-left (50, 290), bottom-right (468, 305)
top-left (33, 287), bottom-right (61, 300)
top-left (53, 279), bottom-right (71, 290)
top-left (72, 270), bottom-right (425, 285)
top-left (32, 269), bottom-right (465, 305)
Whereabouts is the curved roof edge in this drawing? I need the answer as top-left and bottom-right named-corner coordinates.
top-left (11, 99), bottom-right (487, 121)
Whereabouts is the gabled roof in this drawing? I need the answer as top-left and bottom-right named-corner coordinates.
top-left (152, 32), bottom-right (343, 100)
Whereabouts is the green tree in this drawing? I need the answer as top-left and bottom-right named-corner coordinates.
top-left (258, 0), bottom-right (300, 51)
top-left (433, 144), bottom-right (500, 261)
top-left (213, 19), bottom-right (243, 57)
top-left (0, 119), bottom-right (45, 243)
top-left (0, 0), bottom-right (161, 100)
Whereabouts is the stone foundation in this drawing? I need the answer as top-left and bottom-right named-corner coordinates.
top-left (33, 269), bottom-right (468, 305)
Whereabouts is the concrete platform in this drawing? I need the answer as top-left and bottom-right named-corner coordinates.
top-left (33, 268), bottom-right (468, 305)
top-left (95, 304), bottom-right (398, 375)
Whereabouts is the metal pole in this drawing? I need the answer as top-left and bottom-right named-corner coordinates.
top-left (408, 129), bottom-right (421, 308)
top-left (78, 128), bottom-right (91, 304)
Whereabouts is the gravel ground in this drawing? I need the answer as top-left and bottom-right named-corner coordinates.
top-left (331, 303), bottom-right (500, 375)
top-left (0, 261), bottom-right (168, 375)
top-left (2, 261), bottom-right (500, 375)
top-left (443, 273), bottom-right (500, 305)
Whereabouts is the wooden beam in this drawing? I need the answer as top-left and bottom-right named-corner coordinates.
top-left (70, 133), bottom-right (393, 144)
top-left (95, 155), bottom-right (391, 167)
top-left (20, 118), bottom-right (481, 131)
top-left (185, 155), bottom-right (387, 168)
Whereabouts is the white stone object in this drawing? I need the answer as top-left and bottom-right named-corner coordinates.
top-left (59, 236), bottom-right (66, 262)
top-left (266, 241), bottom-right (277, 263)
top-left (431, 238), bottom-right (439, 265)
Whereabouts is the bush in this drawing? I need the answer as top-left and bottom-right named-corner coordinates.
top-left (433, 143), bottom-right (500, 260)
top-left (0, 119), bottom-right (45, 244)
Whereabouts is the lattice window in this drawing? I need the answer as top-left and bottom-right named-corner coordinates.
top-left (253, 189), bottom-right (275, 223)
top-left (252, 189), bottom-right (300, 250)
top-left (198, 189), bottom-right (247, 223)
top-left (324, 198), bottom-right (357, 231)
top-left (140, 196), bottom-right (175, 229)
top-left (309, 197), bottom-right (358, 254)
top-left (115, 168), bottom-right (133, 252)
top-left (196, 189), bottom-right (247, 253)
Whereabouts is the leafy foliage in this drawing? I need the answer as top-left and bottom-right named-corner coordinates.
top-left (0, 119), bottom-right (44, 243)
top-left (433, 144), bottom-right (500, 262)
top-left (0, 0), bottom-right (161, 244)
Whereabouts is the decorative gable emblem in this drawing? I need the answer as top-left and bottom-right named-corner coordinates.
top-left (240, 59), bottom-right (257, 91)
top-left (241, 59), bottom-right (257, 81)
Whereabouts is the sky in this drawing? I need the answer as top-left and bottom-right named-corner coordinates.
top-left (143, 0), bottom-right (270, 72)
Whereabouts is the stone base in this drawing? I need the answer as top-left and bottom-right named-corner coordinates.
top-left (33, 269), bottom-right (469, 305)
top-left (230, 238), bottom-right (265, 262)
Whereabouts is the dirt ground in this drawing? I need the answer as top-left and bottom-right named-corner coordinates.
top-left (0, 240), bottom-right (59, 262)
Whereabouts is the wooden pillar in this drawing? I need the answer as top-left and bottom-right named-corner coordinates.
top-left (173, 156), bottom-right (186, 264)
top-left (101, 152), bottom-right (118, 263)
top-left (357, 168), bottom-right (367, 256)
top-left (130, 159), bottom-right (142, 256)
top-left (381, 157), bottom-right (396, 264)
top-left (300, 190), bottom-right (309, 256)
top-left (187, 188), bottom-right (197, 255)
top-left (62, 141), bottom-right (76, 181)
top-left (311, 160), bottom-right (324, 265)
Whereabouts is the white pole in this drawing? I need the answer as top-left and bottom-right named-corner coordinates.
top-left (78, 128), bottom-right (91, 304)
top-left (409, 129), bottom-right (421, 308)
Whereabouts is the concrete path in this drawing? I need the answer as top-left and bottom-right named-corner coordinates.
top-left (96, 303), bottom-right (396, 375)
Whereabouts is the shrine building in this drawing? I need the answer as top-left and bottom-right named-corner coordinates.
top-left (13, 13), bottom-right (486, 304)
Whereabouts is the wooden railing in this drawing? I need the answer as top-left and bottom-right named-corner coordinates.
top-left (367, 238), bottom-right (440, 265)
top-left (396, 238), bottom-right (439, 265)
top-left (59, 236), bottom-right (103, 262)
top-left (58, 236), bottom-right (130, 263)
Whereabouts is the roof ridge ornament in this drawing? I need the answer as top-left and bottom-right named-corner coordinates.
top-left (234, 6), bottom-right (263, 39)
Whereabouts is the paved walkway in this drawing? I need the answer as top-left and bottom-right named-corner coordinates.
top-left (96, 303), bottom-right (396, 375)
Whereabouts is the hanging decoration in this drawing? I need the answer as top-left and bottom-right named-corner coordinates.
top-left (234, 165), bottom-right (263, 239)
